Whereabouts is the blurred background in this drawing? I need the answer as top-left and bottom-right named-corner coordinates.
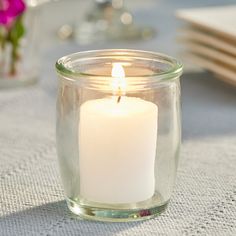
top-left (38, 0), bottom-right (236, 87)
top-left (1, 0), bottom-right (236, 88)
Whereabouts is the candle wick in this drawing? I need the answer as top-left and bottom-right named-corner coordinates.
top-left (117, 96), bottom-right (121, 103)
top-left (117, 87), bottom-right (122, 103)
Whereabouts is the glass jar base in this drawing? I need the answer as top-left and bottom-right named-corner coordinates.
top-left (66, 197), bottom-right (169, 222)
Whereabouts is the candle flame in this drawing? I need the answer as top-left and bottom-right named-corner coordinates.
top-left (111, 63), bottom-right (126, 99)
top-left (112, 63), bottom-right (125, 78)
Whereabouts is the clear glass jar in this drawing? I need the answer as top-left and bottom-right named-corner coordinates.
top-left (0, 2), bottom-right (40, 89)
top-left (55, 49), bottom-right (183, 222)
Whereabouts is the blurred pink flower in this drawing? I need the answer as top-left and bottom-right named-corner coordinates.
top-left (0, 0), bottom-right (26, 26)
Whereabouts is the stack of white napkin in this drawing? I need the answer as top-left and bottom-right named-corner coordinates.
top-left (177, 5), bottom-right (236, 86)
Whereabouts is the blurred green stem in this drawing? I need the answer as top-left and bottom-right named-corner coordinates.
top-left (6, 15), bottom-right (25, 76)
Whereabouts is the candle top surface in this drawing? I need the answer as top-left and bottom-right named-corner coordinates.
top-left (81, 97), bottom-right (158, 117)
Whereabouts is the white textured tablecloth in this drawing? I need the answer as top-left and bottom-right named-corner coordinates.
top-left (1, 0), bottom-right (236, 235)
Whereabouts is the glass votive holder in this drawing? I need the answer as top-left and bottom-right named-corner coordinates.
top-left (55, 49), bottom-right (183, 222)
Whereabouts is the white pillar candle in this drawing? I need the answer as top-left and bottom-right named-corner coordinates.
top-left (78, 64), bottom-right (158, 204)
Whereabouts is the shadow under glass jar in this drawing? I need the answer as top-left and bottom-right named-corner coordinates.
top-left (55, 49), bottom-right (183, 222)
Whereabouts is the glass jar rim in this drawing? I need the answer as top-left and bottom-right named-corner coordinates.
top-left (55, 49), bottom-right (183, 84)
